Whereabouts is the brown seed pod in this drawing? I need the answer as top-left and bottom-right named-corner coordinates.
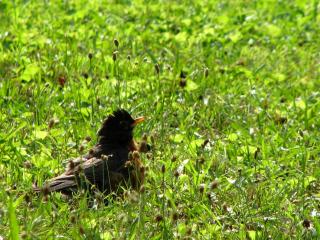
top-left (199, 184), bottom-right (205, 194)
top-left (155, 63), bottom-right (160, 75)
top-left (112, 51), bottom-right (117, 61)
top-left (79, 144), bottom-right (85, 153)
top-left (204, 68), bottom-right (209, 78)
top-left (23, 161), bottom-right (32, 169)
top-left (179, 79), bottom-right (187, 88)
top-left (161, 164), bottom-right (166, 173)
top-left (139, 141), bottom-right (149, 153)
top-left (210, 180), bottom-right (219, 190)
top-left (172, 212), bottom-right (179, 222)
top-left (132, 151), bottom-right (140, 160)
top-left (79, 225), bottom-right (85, 235)
top-left (48, 119), bottom-right (55, 129)
top-left (155, 214), bottom-right (163, 222)
top-left (174, 170), bottom-right (180, 178)
top-left (302, 219), bottom-right (311, 229)
top-left (114, 39), bottom-right (119, 48)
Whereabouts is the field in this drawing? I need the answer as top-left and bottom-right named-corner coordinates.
top-left (0, 0), bottom-right (320, 239)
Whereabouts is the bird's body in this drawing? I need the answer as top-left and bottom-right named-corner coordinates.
top-left (35, 109), bottom-right (145, 196)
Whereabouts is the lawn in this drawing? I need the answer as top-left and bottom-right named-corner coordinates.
top-left (0, 0), bottom-right (319, 239)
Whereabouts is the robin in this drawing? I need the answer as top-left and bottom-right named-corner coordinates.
top-left (34, 109), bottom-right (146, 196)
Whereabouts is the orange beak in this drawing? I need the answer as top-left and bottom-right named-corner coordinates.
top-left (131, 116), bottom-right (145, 127)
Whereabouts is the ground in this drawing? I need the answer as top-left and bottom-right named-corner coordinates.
top-left (0, 0), bottom-right (319, 239)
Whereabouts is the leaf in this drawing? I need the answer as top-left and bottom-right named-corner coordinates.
top-left (5, 122), bottom-right (27, 140)
top-left (185, 80), bottom-right (198, 92)
top-left (229, 30), bottom-right (242, 43)
top-left (240, 145), bottom-right (256, 154)
top-left (295, 98), bottom-right (306, 109)
top-left (21, 64), bottom-right (40, 82)
top-left (272, 73), bottom-right (286, 81)
top-left (171, 134), bottom-right (184, 143)
top-left (80, 107), bottom-right (90, 117)
top-left (228, 133), bottom-right (238, 141)
top-left (174, 32), bottom-right (188, 43)
top-left (190, 139), bottom-right (204, 150)
top-left (100, 232), bottom-right (112, 240)
top-left (248, 230), bottom-right (257, 240)
top-left (265, 24), bottom-right (282, 37)
top-left (34, 130), bottom-right (48, 140)
top-left (8, 197), bottom-right (19, 239)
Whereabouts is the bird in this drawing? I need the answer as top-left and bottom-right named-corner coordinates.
top-left (34, 109), bottom-right (146, 196)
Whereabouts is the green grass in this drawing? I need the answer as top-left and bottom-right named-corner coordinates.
top-left (1, 0), bottom-right (320, 239)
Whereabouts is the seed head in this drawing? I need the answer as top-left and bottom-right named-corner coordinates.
top-left (139, 141), bottom-right (149, 153)
top-left (88, 52), bottom-right (93, 59)
top-left (48, 118), bottom-right (55, 129)
top-left (58, 76), bottom-right (66, 87)
top-left (161, 164), bottom-right (166, 173)
top-left (83, 72), bottom-right (89, 79)
top-left (198, 157), bottom-right (205, 165)
top-left (172, 212), bottom-right (179, 222)
top-left (171, 155), bottom-right (177, 162)
top-left (179, 79), bottom-right (187, 88)
top-left (155, 63), bottom-right (160, 75)
top-left (155, 214), bottom-right (163, 222)
top-left (85, 136), bottom-right (91, 142)
top-left (127, 55), bottom-right (131, 61)
top-left (112, 51), bottom-right (117, 61)
top-left (210, 180), bottom-right (219, 190)
top-left (302, 219), bottom-right (311, 229)
top-left (204, 67), bottom-right (209, 78)
top-left (24, 194), bottom-right (31, 204)
top-left (113, 39), bottom-right (119, 48)
top-left (132, 151), bottom-right (140, 160)
top-left (199, 184), bottom-right (205, 194)
top-left (79, 225), bottom-right (85, 235)
top-left (201, 139), bottom-right (209, 149)
top-left (180, 70), bottom-right (187, 79)
top-left (79, 144), bottom-right (85, 153)
top-left (174, 170), bottom-right (180, 178)
top-left (254, 147), bottom-right (260, 160)
top-left (70, 215), bottom-right (76, 224)
top-left (23, 160), bottom-right (32, 169)
top-left (142, 133), bottom-right (148, 141)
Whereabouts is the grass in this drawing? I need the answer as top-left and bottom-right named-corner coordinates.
top-left (0, 0), bottom-right (320, 239)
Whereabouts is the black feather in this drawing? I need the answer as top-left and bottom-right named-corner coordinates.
top-left (98, 109), bottom-right (135, 145)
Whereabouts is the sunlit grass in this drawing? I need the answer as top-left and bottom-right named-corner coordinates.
top-left (0, 0), bottom-right (319, 239)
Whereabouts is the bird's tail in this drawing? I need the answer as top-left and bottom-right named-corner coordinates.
top-left (33, 174), bottom-right (78, 195)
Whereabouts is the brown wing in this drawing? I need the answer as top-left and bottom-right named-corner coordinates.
top-left (41, 146), bottom-right (130, 194)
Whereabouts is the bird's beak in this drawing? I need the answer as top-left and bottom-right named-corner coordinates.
top-left (131, 116), bottom-right (145, 127)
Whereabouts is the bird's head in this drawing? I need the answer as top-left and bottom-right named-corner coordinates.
top-left (98, 109), bottom-right (144, 145)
